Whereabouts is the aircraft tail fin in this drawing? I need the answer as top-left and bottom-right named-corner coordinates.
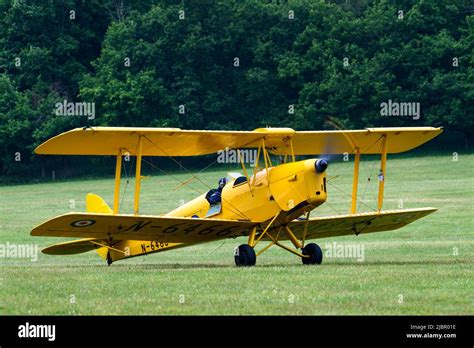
top-left (40, 194), bottom-right (113, 258)
top-left (86, 193), bottom-right (112, 260)
top-left (86, 193), bottom-right (113, 214)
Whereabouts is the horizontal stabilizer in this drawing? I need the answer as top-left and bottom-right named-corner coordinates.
top-left (42, 238), bottom-right (103, 255)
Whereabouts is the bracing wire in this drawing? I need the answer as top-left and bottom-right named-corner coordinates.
top-left (119, 152), bottom-right (135, 213)
top-left (138, 137), bottom-right (254, 221)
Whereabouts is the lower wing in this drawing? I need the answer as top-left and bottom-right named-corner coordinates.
top-left (33, 208), bottom-right (436, 257)
top-left (31, 212), bottom-right (256, 244)
top-left (280, 207), bottom-right (437, 240)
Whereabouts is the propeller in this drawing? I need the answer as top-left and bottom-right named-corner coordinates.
top-left (318, 136), bottom-right (337, 164)
top-left (315, 116), bottom-right (346, 168)
top-left (313, 125), bottom-right (337, 173)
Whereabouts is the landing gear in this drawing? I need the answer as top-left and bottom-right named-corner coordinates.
top-left (234, 244), bottom-right (256, 267)
top-left (301, 243), bottom-right (323, 265)
top-left (233, 217), bottom-right (323, 266)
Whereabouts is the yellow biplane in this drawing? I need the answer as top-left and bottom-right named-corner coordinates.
top-left (31, 126), bottom-right (442, 266)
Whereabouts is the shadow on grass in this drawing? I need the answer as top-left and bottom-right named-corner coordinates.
top-left (324, 259), bottom-right (472, 266)
top-left (9, 257), bottom-right (470, 270)
top-left (44, 258), bottom-right (471, 270)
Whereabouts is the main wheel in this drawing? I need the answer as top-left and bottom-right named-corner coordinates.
top-left (301, 243), bottom-right (323, 265)
top-left (234, 244), bottom-right (256, 267)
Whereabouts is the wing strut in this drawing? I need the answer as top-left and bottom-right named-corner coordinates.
top-left (133, 135), bottom-right (143, 215)
top-left (377, 135), bottom-right (388, 211)
top-left (237, 149), bottom-right (253, 196)
top-left (350, 147), bottom-right (361, 214)
top-left (113, 150), bottom-right (122, 214)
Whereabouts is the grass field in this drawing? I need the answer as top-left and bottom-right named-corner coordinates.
top-left (0, 152), bottom-right (472, 315)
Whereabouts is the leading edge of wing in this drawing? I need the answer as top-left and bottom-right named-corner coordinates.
top-left (31, 213), bottom-right (257, 244)
top-left (34, 126), bottom-right (442, 157)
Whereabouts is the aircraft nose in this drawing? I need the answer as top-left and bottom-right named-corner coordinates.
top-left (315, 159), bottom-right (328, 173)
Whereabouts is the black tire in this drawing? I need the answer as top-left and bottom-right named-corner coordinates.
top-left (302, 243), bottom-right (323, 265)
top-left (234, 244), bottom-right (256, 266)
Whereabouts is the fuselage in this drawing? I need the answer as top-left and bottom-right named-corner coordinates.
top-left (167, 158), bottom-right (328, 224)
top-left (107, 158), bottom-right (328, 262)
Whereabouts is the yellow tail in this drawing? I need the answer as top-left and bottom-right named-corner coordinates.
top-left (85, 193), bottom-right (112, 260)
top-left (86, 193), bottom-right (113, 214)
top-left (41, 194), bottom-right (113, 256)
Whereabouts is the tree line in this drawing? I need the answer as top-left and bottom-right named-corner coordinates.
top-left (0, 0), bottom-right (472, 181)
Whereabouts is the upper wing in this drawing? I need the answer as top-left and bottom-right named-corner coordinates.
top-left (34, 127), bottom-right (263, 157)
top-left (34, 126), bottom-right (442, 156)
top-left (283, 127), bottom-right (443, 155)
top-left (31, 213), bottom-right (256, 244)
top-left (277, 208), bottom-right (437, 240)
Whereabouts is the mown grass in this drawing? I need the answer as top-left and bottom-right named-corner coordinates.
top-left (0, 152), bottom-right (472, 315)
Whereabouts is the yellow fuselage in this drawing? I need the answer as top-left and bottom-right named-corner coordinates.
top-left (107, 159), bottom-right (327, 261)
top-left (168, 158), bottom-right (327, 223)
